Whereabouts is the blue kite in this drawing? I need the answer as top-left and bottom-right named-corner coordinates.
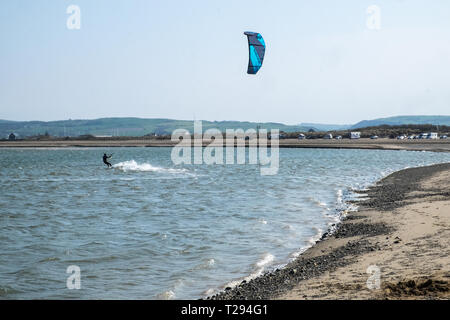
top-left (244, 31), bottom-right (265, 74)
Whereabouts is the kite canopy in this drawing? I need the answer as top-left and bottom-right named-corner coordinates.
top-left (244, 31), bottom-right (265, 74)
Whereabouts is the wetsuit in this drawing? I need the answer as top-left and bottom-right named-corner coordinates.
top-left (103, 154), bottom-right (112, 167)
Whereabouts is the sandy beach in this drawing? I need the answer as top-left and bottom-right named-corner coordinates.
top-left (1, 138), bottom-right (450, 152)
top-left (210, 163), bottom-right (450, 300)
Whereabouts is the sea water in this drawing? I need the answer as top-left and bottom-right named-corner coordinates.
top-left (0, 147), bottom-right (449, 299)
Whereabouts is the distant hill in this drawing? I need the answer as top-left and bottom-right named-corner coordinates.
top-left (299, 123), bottom-right (352, 131)
top-left (352, 116), bottom-right (450, 129)
top-left (0, 118), bottom-right (314, 138)
top-left (3, 115), bottom-right (450, 138)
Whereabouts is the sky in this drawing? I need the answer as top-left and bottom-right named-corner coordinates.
top-left (1, 0), bottom-right (450, 124)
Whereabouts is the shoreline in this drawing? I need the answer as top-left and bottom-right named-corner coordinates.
top-left (1, 138), bottom-right (450, 153)
top-left (208, 162), bottom-right (450, 300)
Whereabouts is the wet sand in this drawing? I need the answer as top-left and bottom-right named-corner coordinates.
top-left (209, 163), bottom-right (450, 300)
top-left (1, 138), bottom-right (450, 152)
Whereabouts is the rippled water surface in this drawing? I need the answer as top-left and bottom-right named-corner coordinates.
top-left (1, 147), bottom-right (449, 299)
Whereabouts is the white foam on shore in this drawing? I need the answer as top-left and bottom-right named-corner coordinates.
top-left (308, 227), bottom-right (323, 246)
top-left (220, 253), bottom-right (275, 291)
top-left (336, 189), bottom-right (343, 204)
top-left (255, 253), bottom-right (275, 268)
top-left (289, 224), bottom-right (328, 260)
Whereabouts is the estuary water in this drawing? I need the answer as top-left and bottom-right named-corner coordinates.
top-left (0, 147), bottom-right (449, 299)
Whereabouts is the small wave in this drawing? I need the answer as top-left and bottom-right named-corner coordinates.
top-left (204, 288), bottom-right (216, 296)
top-left (192, 258), bottom-right (216, 271)
top-left (255, 253), bottom-right (274, 268)
top-left (309, 197), bottom-right (329, 210)
top-left (289, 227), bottom-right (325, 259)
top-left (113, 160), bottom-right (187, 174)
top-left (39, 256), bottom-right (60, 263)
top-left (223, 253), bottom-right (275, 290)
top-left (308, 227), bottom-right (323, 245)
top-left (290, 247), bottom-right (309, 259)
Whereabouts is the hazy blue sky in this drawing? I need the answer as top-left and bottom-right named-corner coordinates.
top-left (1, 0), bottom-right (450, 124)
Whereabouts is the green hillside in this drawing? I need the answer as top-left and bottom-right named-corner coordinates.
top-left (0, 118), bottom-right (314, 138)
top-left (352, 116), bottom-right (450, 129)
top-left (4, 115), bottom-right (450, 138)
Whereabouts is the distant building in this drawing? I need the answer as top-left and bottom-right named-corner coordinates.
top-left (8, 133), bottom-right (17, 141)
top-left (350, 132), bottom-right (361, 139)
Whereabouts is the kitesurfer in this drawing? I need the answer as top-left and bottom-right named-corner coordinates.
top-left (103, 153), bottom-right (112, 168)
